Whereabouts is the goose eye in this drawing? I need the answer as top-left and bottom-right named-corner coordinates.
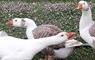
top-left (15, 20), bottom-right (17, 22)
top-left (61, 34), bottom-right (64, 37)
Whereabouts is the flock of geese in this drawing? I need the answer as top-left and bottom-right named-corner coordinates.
top-left (0, 0), bottom-right (94, 60)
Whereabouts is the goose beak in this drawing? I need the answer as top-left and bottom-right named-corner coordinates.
top-left (6, 19), bottom-right (13, 27)
top-left (66, 32), bottom-right (75, 39)
top-left (76, 4), bottom-right (83, 10)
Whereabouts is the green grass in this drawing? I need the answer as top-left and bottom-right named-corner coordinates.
top-left (0, 0), bottom-right (94, 3)
top-left (0, 0), bottom-right (95, 60)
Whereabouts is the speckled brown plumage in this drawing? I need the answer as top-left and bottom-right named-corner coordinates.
top-left (32, 25), bottom-right (64, 60)
top-left (33, 25), bottom-right (62, 38)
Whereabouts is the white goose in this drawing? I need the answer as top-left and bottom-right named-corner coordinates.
top-left (0, 32), bottom-right (72, 60)
top-left (77, 1), bottom-right (95, 48)
top-left (6, 18), bottom-right (37, 39)
top-left (6, 18), bottom-right (85, 59)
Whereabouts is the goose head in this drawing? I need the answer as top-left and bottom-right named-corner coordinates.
top-left (45, 32), bottom-right (75, 46)
top-left (77, 1), bottom-right (90, 11)
top-left (6, 18), bottom-right (24, 27)
top-left (6, 18), bottom-right (37, 28)
top-left (57, 32), bottom-right (75, 40)
top-left (51, 32), bottom-right (75, 42)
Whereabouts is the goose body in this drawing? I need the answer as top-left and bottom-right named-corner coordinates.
top-left (6, 18), bottom-right (83, 59)
top-left (54, 48), bottom-right (73, 58)
top-left (0, 32), bottom-right (70, 60)
top-left (77, 1), bottom-right (95, 48)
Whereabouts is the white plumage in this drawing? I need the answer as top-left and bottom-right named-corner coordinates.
top-left (77, 1), bottom-right (95, 48)
top-left (0, 32), bottom-right (70, 60)
top-left (6, 18), bottom-right (83, 59)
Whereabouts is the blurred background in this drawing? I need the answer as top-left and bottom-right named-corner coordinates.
top-left (0, 0), bottom-right (95, 60)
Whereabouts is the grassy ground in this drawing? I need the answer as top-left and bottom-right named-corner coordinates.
top-left (0, 0), bottom-right (95, 60)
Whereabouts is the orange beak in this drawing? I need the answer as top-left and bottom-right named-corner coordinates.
top-left (66, 32), bottom-right (75, 39)
top-left (76, 3), bottom-right (83, 10)
top-left (6, 19), bottom-right (13, 27)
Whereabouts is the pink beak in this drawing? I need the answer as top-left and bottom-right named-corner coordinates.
top-left (6, 19), bottom-right (13, 27)
top-left (66, 32), bottom-right (75, 39)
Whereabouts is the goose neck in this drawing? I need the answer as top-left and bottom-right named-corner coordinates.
top-left (79, 27), bottom-right (94, 48)
top-left (37, 36), bottom-right (67, 47)
top-left (25, 20), bottom-right (37, 29)
top-left (25, 21), bottom-right (37, 39)
top-left (79, 8), bottom-right (93, 31)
